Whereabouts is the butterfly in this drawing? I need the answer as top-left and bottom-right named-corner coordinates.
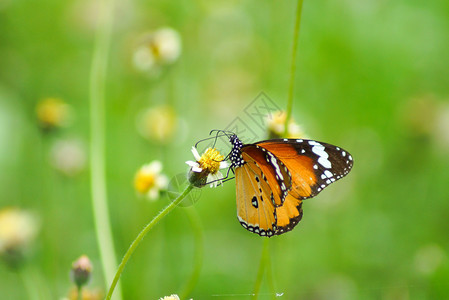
top-left (221, 133), bottom-right (353, 237)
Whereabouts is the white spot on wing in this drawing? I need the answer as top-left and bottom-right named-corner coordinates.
top-left (324, 170), bottom-right (333, 178)
top-left (312, 144), bottom-right (332, 169)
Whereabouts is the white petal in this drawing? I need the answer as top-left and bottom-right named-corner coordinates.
top-left (219, 161), bottom-right (229, 169)
top-left (191, 166), bottom-right (202, 173)
top-left (156, 174), bottom-right (169, 190)
top-left (148, 161), bottom-right (163, 173)
top-left (147, 187), bottom-right (159, 201)
top-left (215, 171), bottom-right (224, 180)
top-left (191, 146), bottom-right (201, 161)
top-left (185, 161), bottom-right (198, 167)
top-left (207, 172), bottom-right (223, 188)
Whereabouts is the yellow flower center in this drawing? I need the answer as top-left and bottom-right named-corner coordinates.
top-left (198, 148), bottom-right (224, 174)
top-left (134, 171), bottom-right (155, 194)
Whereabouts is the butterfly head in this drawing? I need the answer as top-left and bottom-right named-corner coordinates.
top-left (229, 134), bottom-right (245, 168)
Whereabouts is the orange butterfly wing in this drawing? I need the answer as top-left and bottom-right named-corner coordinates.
top-left (256, 139), bottom-right (353, 200)
top-left (235, 159), bottom-right (277, 237)
top-left (241, 145), bottom-right (292, 206)
top-left (234, 138), bottom-right (353, 236)
top-left (275, 194), bottom-right (303, 234)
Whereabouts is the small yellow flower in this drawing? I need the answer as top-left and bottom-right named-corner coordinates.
top-left (134, 161), bottom-right (169, 200)
top-left (186, 147), bottom-right (229, 188)
top-left (0, 207), bottom-right (39, 267)
top-left (65, 287), bottom-right (103, 300)
top-left (71, 255), bottom-right (93, 288)
top-left (0, 208), bottom-right (39, 253)
top-left (36, 97), bottom-right (72, 130)
top-left (137, 105), bottom-right (178, 143)
top-left (266, 110), bottom-right (305, 139)
top-left (159, 294), bottom-right (180, 300)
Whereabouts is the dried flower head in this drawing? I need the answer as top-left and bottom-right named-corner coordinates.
top-left (70, 255), bottom-right (93, 288)
top-left (137, 105), bottom-right (178, 143)
top-left (36, 97), bottom-right (72, 130)
top-left (134, 161), bottom-right (169, 200)
top-left (133, 27), bottom-right (181, 74)
top-left (186, 147), bottom-right (229, 188)
top-left (0, 207), bottom-right (39, 267)
top-left (267, 111), bottom-right (305, 139)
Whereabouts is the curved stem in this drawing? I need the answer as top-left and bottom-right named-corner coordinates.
top-left (88, 0), bottom-right (120, 297)
top-left (105, 184), bottom-right (194, 300)
top-left (179, 207), bottom-right (204, 299)
top-left (284, 0), bottom-right (304, 137)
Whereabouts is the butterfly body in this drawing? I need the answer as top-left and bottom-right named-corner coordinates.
top-left (228, 135), bottom-right (353, 237)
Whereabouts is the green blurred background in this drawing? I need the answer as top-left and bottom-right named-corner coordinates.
top-left (1, 0), bottom-right (449, 299)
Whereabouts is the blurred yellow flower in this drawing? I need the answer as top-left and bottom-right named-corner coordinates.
top-left (0, 207), bottom-right (39, 266)
top-left (400, 95), bottom-right (438, 137)
top-left (137, 105), bottom-right (178, 143)
top-left (134, 161), bottom-right (169, 200)
top-left (71, 255), bottom-right (93, 288)
top-left (133, 27), bottom-right (181, 74)
top-left (159, 294), bottom-right (180, 300)
top-left (64, 287), bottom-right (103, 300)
top-left (36, 97), bottom-right (72, 130)
top-left (186, 147), bottom-right (229, 188)
top-left (266, 110), bottom-right (305, 139)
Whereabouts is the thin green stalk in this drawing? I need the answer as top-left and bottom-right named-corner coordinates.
top-left (77, 286), bottom-right (82, 300)
top-left (106, 184), bottom-right (194, 300)
top-left (251, 238), bottom-right (271, 299)
top-left (88, 0), bottom-right (121, 298)
top-left (284, 0), bottom-right (304, 137)
top-left (264, 242), bottom-right (276, 300)
top-left (180, 207), bottom-right (204, 299)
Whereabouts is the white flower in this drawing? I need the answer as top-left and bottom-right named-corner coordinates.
top-left (134, 161), bottom-right (169, 200)
top-left (132, 27), bottom-right (181, 74)
top-left (186, 147), bottom-right (229, 188)
top-left (50, 138), bottom-right (86, 177)
top-left (159, 294), bottom-right (180, 300)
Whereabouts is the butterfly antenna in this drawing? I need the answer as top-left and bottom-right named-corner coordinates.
top-left (194, 133), bottom-right (228, 148)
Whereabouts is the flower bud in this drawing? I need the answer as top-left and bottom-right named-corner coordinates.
top-left (70, 255), bottom-right (93, 288)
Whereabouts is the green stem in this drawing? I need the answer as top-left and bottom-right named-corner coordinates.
top-left (251, 238), bottom-right (271, 299)
top-left (105, 185), bottom-right (194, 300)
top-left (284, 0), bottom-right (304, 138)
top-left (88, 0), bottom-right (121, 298)
top-left (77, 286), bottom-right (82, 300)
top-left (179, 207), bottom-right (204, 299)
top-left (264, 241), bottom-right (276, 300)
